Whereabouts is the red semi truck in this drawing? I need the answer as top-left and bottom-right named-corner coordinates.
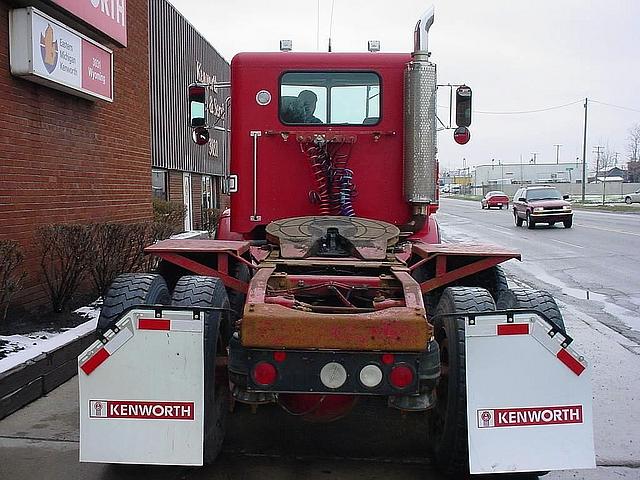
top-left (79, 8), bottom-right (594, 476)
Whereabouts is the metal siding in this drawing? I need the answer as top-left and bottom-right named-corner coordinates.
top-left (149, 0), bottom-right (229, 176)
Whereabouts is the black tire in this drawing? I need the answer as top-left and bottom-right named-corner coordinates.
top-left (172, 276), bottom-right (230, 464)
top-left (499, 205), bottom-right (503, 210)
top-left (456, 265), bottom-right (509, 303)
top-left (625, 196), bottom-right (632, 205)
top-left (527, 212), bottom-right (535, 229)
top-left (428, 287), bottom-right (496, 476)
top-left (97, 274), bottom-right (170, 335)
top-left (549, 221), bottom-right (556, 226)
top-left (497, 288), bottom-right (566, 332)
top-left (563, 218), bottom-right (573, 228)
top-left (514, 211), bottom-right (523, 227)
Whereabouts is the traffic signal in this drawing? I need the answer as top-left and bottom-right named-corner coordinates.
top-left (455, 85), bottom-right (472, 127)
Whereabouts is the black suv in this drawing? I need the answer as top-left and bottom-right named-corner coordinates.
top-left (513, 186), bottom-right (573, 229)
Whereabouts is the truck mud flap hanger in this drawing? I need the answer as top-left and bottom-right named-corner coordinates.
top-left (463, 310), bottom-right (595, 474)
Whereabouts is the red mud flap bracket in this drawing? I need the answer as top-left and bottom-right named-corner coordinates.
top-left (465, 312), bottom-right (595, 474)
top-left (78, 308), bottom-right (205, 466)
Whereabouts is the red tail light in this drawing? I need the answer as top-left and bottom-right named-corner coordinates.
top-left (389, 364), bottom-right (414, 389)
top-left (252, 362), bottom-right (277, 386)
top-left (381, 353), bottom-right (395, 365)
top-left (273, 351), bottom-right (287, 362)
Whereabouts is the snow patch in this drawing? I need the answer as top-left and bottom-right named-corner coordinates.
top-left (0, 302), bottom-right (101, 374)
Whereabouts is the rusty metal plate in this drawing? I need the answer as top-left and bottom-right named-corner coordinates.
top-left (145, 239), bottom-right (250, 255)
top-left (412, 242), bottom-right (521, 260)
top-left (241, 304), bottom-right (429, 351)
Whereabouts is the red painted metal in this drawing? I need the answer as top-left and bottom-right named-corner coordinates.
top-left (230, 53), bottom-right (413, 235)
top-left (246, 267), bottom-right (275, 304)
top-left (145, 239), bottom-right (250, 255)
top-left (155, 252), bottom-right (248, 294)
top-left (411, 242), bottom-right (521, 293)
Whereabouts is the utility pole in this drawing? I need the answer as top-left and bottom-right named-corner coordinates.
top-left (554, 144), bottom-right (562, 164)
top-left (531, 152), bottom-right (538, 164)
top-left (581, 98), bottom-right (588, 202)
top-left (593, 146), bottom-right (603, 183)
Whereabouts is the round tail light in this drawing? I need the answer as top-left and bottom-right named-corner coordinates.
top-left (359, 364), bottom-right (383, 388)
top-left (252, 361), bottom-right (277, 386)
top-left (389, 364), bottom-right (414, 389)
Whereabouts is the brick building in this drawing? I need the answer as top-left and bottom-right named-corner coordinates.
top-left (0, 0), bottom-right (151, 308)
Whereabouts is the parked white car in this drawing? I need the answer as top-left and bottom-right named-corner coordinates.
top-left (624, 189), bottom-right (640, 204)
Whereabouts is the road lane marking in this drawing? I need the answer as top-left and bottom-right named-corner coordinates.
top-left (551, 239), bottom-right (585, 249)
top-left (483, 227), bottom-right (514, 236)
top-left (575, 223), bottom-right (640, 237)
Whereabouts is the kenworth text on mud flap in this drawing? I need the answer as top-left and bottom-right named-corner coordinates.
top-left (78, 8), bottom-right (595, 476)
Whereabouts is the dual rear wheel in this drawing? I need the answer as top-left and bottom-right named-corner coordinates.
top-left (97, 273), bottom-right (230, 464)
top-left (428, 285), bottom-right (564, 476)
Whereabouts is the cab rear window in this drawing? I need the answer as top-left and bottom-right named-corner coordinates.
top-left (280, 72), bottom-right (380, 125)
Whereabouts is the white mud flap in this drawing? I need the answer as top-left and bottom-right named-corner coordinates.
top-left (78, 308), bottom-right (205, 466)
top-left (465, 312), bottom-right (595, 474)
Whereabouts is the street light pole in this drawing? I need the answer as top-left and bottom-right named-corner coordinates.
top-left (581, 98), bottom-right (588, 202)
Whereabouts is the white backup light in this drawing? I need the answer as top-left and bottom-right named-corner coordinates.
top-left (359, 364), bottom-right (383, 388)
top-left (320, 362), bottom-right (348, 389)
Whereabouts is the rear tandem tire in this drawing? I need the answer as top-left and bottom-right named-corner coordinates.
top-left (172, 276), bottom-right (231, 464)
top-left (428, 287), bottom-right (496, 476)
top-left (97, 273), bottom-right (171, 335)
top-left (497, 287), bottom-right (566, 333)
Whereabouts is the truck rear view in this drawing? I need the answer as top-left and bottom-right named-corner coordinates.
top-left (78, 7), bottom-right (595, 476)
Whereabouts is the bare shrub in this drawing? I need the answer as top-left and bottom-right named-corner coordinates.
top-left (88, 222), bottom-right (152, 297)
top-left (0, 240), bottom-right (27, 322)
top-left (152, 198), bottom-right (185, 236)
top-left (204, 208), bottom-right (221, 238)
top-left (37, 224), bottom-right (93, 312)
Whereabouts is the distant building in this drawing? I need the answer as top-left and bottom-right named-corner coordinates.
top-left (472, 161), bottom-right (585, 187)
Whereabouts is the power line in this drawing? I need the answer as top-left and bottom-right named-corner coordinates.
top-left (589, 100), bottom-right (640, 113)
top-left (475, 99), bottom-right (583, 115)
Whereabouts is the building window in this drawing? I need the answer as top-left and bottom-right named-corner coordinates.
top-left (152, 169), bottom-right (167, 200)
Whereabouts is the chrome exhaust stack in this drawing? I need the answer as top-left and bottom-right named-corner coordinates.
top-left (403, 6), bottom-right (437, 230)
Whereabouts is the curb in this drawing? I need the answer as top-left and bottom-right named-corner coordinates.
top-left (0, 331), bottom-right (94, 420)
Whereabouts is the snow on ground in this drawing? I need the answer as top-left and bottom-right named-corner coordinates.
top-left (0, 302), bottom-right (101, 374)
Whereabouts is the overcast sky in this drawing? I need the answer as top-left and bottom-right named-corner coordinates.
top-left (167, 0), bottom-right (640, 171)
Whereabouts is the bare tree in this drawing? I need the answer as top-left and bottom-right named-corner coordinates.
top-left (628, 123), bottom-right (640, 162)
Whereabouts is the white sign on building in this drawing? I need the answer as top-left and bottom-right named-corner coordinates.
top-left (9, 7), bottom-right (114, 102)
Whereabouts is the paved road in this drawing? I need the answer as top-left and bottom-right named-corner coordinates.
top-left (1, 200), bottom-right (639, 479)
top-left (437, 198), bottom-right (640, 348)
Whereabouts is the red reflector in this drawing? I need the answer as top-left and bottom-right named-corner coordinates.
top-left (273, 351), bottom-right (287, 362)
top-left (252, 361), bottom-right (277, 386)
top-left (497, 323), bottom-right (530, 335)
top-left (138, 318), bottom-right (170, 331)
top-left (389, 364), bottom-right (414, 389)
top-left (81, 348), bottom-right (109, 375)
top-left (557, 349), bottom-right (585, 376)
top-left (381, 353), bottom-right (395, 365)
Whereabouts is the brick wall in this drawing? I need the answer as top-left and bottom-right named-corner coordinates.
top-left (0, 2), bottom-right (152, 309)
top-left (168, 170), bottom-right (183, 202)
